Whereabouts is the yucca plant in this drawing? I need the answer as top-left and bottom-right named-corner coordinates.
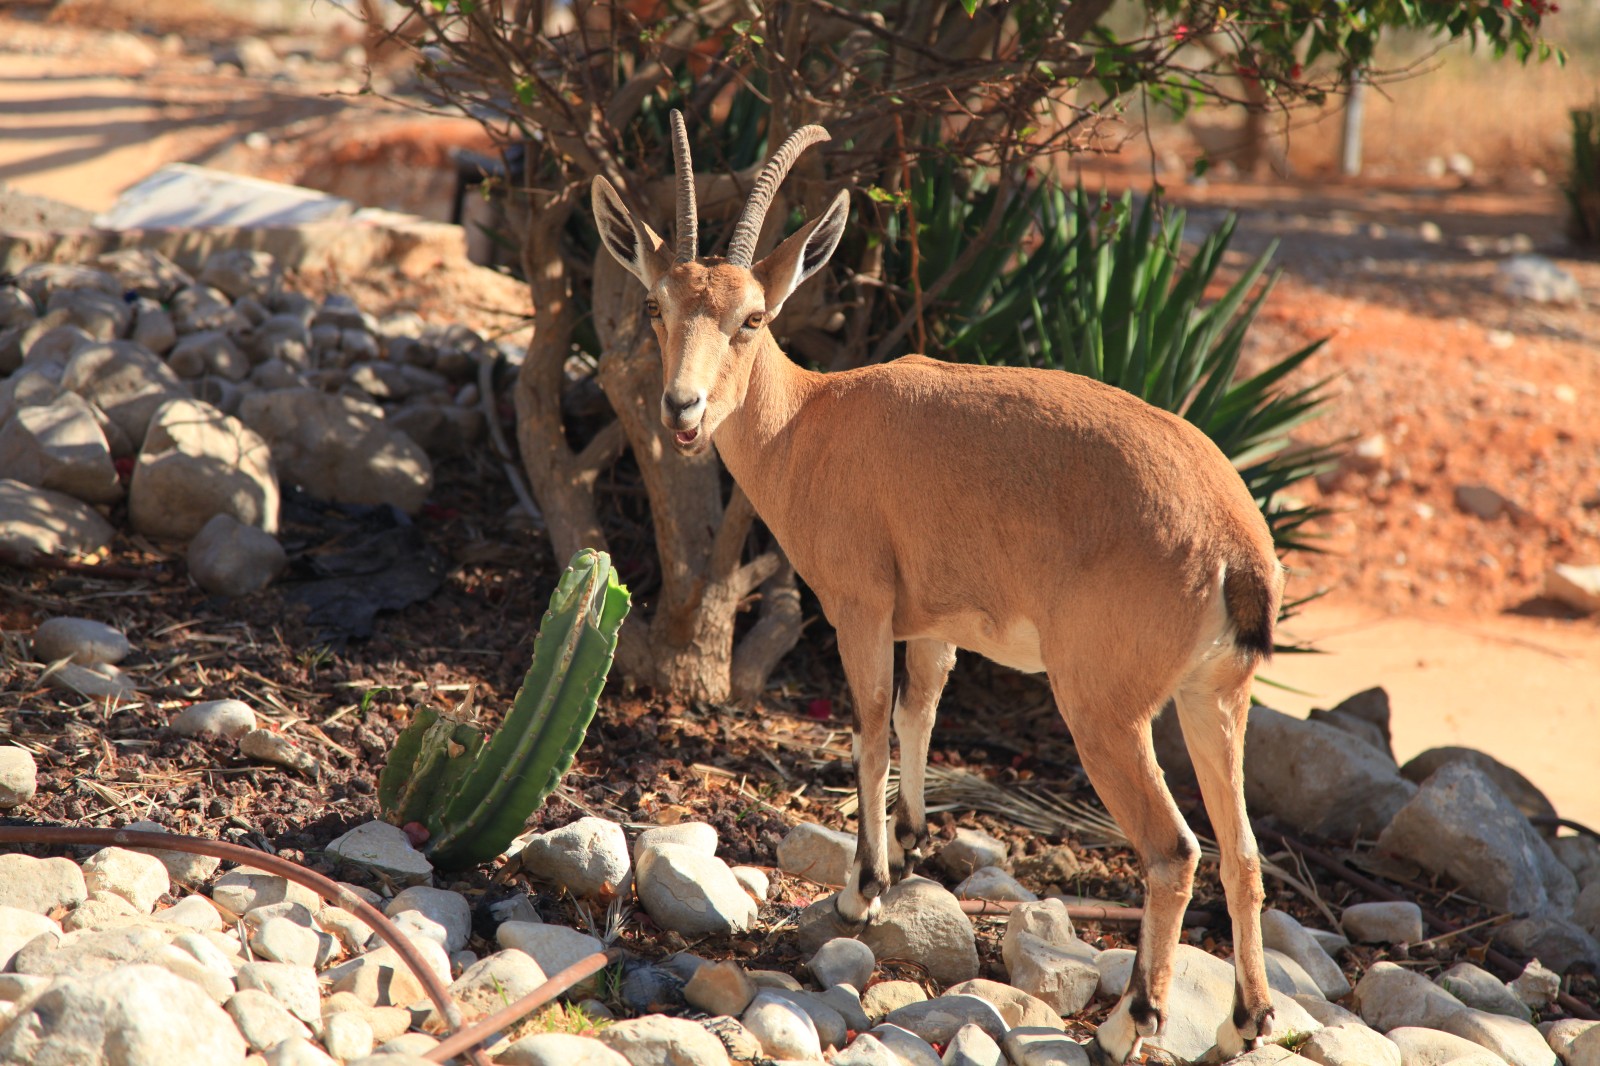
top-left (894, 175), bottom-right (1340, 571)
top-left (378, 549), bottom-right (631, 869)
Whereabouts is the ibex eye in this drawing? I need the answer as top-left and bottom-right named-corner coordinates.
top-left (645, 300), bottom-right (661, 317)
top-left (743, 313), bottom-right (764, 331)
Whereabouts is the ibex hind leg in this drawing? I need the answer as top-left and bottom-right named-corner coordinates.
top-left (888, 639), bottom-right (956, 882)
top-left (831, 615), bottom-right (896, 929)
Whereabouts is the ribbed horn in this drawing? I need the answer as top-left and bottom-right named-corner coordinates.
top-left (670, 110), bottom-right (697, 263)
top-left (725, 124), bottom-right (832, 268)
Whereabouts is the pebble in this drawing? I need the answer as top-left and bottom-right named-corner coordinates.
top-left (954, 866), bottom-right (1037, 902)
top-left (1005, 933), bottom-right (1101, 1014)
top-left (884, 993), bottom-right (1009, 1044)
top-left (238, 729), bottom-right (318, 775)
top-left (516, 817), bottom-right (631, 899)
top-left (31, 616), bottom-right (132, 666)
top-left (325, 821), bottom-right (433, 885)
top-left (743, 990), bottom-right (823, 1060)
top-left (0, 746), bottom-right (37, 808)
top-left (1436, 961), bottom-right (1532, 1021)
top-left (937, 827), bottom-right (1009, 877)
top-left (496, 1032), bottom-right (632, 1065)
top-left (776, 822), bottom-right (857, 886)
top-left (187, 514), bottom-right (287, 597)
top-left (235, 961), bottom-right (322, 1026)
top-left (211, 870), bottom-right (320, 916)
top-left (945, 1022), bottom-right (1006, 1066)
top-left (763, 987), bottom-right (849, 1049)
top-left (635, 843), bottom-right (758, 935)
top-left (945, 978), bottom-right (1063, 1031)
top-left (1297, 1023), bottom-right (1402, 1066)
top-left (324, 936), bottom-right (450, 1009)
top-left (807, 936), bottom-right (875, 990)
top-left (1261, 908), bottom-right (1349, 1000)
top-left (869, 1023), bottom-right (945, 1066)
top-left (496, 922), bottom-right (606, 996)
top-left (833, 1031), bottom-right (924, 1066)
top-left (119, 821), bottom-right (222, 884)
top-left (0, 906), bottom-right (60, 971)
top-left (596, 1015), bottom-right (733, 1066)
top-left (683, 959), bottom-right (758, 1016)
top-left (1439, 1007), bottom-right (1558, 1066)
top-left (1001, 1027), bottom-right (1091, 1066)
top-left (45, 661), bottom-right (137, 701)
top-left (81, 847), bottom-right (170, 914)
top-left (433, 949), bottom-right (547, 1024)
top-left (1546, 563), bottom-right (1600, 614)
top-left (1511, 959), bottom-right (1561, 1009)
top-left (171, 699), bottom-right (260, 740)
top-left (631, 821), bottom-right (719, 862)
top-left (861, 979), bottom-right (928, 1022)
top-left (250, 916), bottom-right (322, 968)
top-left (1386, 1026), bottom-right (1505, 1066)
top-left (0, 854), bottom-right (86, 915)
top-left (730, 865), bottom-right (770, 901)
top-left (1341, 901), bottom-right (1424, 944)
top-left (1352, 961), bottom-right (1467, 1030)
top-left (226, 988), bottom-right (311, 1052)
top-left (798, 877), bottom-right (978, 985)
top-left (264, 1037), bottom-right (338, 1066)
top-left (321, 1011), bottom-right (375, 1061)
top-left (385, 886), bottom-right (471, 954)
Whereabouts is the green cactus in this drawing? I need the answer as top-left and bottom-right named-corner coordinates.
top-left (377, 549), bottom-right (631, 870)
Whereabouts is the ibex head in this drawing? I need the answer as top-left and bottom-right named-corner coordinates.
top-left (592, 111), bottom-right (850, 456)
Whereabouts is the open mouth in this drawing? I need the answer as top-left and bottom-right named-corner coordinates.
top-left (674, 427), bottom-right (700, 447)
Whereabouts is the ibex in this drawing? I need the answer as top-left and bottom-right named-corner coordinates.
top-left (593, 112), bottom-right (1283, 1061)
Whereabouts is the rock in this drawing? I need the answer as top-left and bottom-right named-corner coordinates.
top-left (683, 960), bottom-right (757, 1016)
top-left (0, 907), bottom-right (59, 970)
top-left (324, 936), bottom-right (450, 1009)
top-left (1456, 483), bottom-right (1518, 520)
top-left (227, 988), bottom-right (310, 1052)
top-left (125, 817), bottom-right (227, 883)
top-left (431, 949), bottom-right (547, 1024)
top-left (1440, 1008), bottom-right (1557, 1066)
top-left (1386, 1026), bottom-right (1505, 1066)
top-left (386, 887), bottom-right (470, 954)
top-left (518, 817), bottom-right (630, 899)
top-left (1341, 901), bottom-right (1424, 944)
top-left (496, 1033), bottom-right (631, 1066)
top-left (730, 866), bottom-right (770, 901)
top-left (1291, 994), bottom-right (1366, 1029)
top-left (43, 660), bottom-right (136, 701)
top-left (817, 983), bottom-right (872, 1033)
top-left (0, 963), bottom-right (246, 1065)
top-left (743, 991), bottom-right (823, 1060)
top-left (171, 699), bottom-right (258, 740)
top-left (764, 987), bottom-right (851, 1049)
top-left (617, 959), bottom-right (685, 1015)
top-left (777, 822), bottom-right (856, 886)
top-left (945, 979), bottom-right (1062, 1031)
top-left (263, 1037), bottom-right (338, 1066)
top-left (884, 994), bottom-right (1008, 1045)
top-left (1562, 1023), bottom-right (1600, 1066)
top-left (129, 397), bottom-right (278, 541)
top-left (862, 980), bottom-right (928, 1023)
top-left (798, 877), bottom-right (978, 985)
top-left (0, 393), bottom-right (122, 504)
top-left (60, 340), bottom-right (186, 449)
top-left (1494, 911), bottom-right (1600, 974)
top-left (808, 937), bottom-right (875, 990)
top-left (31, 617), bottom-right (131, 667)
top-left (186, 513), bottom-right (288, 597)
top-left (1496, 255), bottom-right (1581, 304)
top-left (238, 729), bottom-right (317, 775)
top-left (1296, 1022), bottom-right (1400, 1066)
top-left (0, 478), bottom-right (114, 563)
top-left (636, 843), bottom-right (757, 935)
top-left (1580, 880), bottom-right (1600, 937)
top-left (1399, 746), bottom-right (1556, 825)
top-left (237, 388), bottom-right (431, 513)
top-left (1351, 961), bottom-right (1467, 1030)
top-left (955, 867), bottom-right (1037, 903)
top-left (59, 895), bottom-right (142, 932)
top-left (1436, 962), bottom-right (1533, 1022)
top-left (596, 1015), bottom-right (733, 1066)
top-left (937, 828), bottom-right (1009, 878)
top-left (1243, 705), bottom-right (1417, 839)
top-left (200, 250), bottom-right (278, 301)
top-left (944, 1023), bottom-right (1006, 1066)
top-left (130, 299), bottom-right (177, 354)
top-left (1546, 564), bottom-right (1600, 614)
top-left (9, 924), bottom-right (172, 978)
top-left (1305, 928), bottom-right (1350, 958)
top-left (869, 1024), bottom-right (945, 1066)
top-left (495, 923), bottom-right (605, 996)
top-left (0, 747), bottom-right (38, 809)
top-left (47, 286), bottom-right (129, 340)
top-left (211, 870), bottom-right (319, 917)
top-left (632, 822), bottom-right (719, 862)
top-left (1376, 762), bottom-right (1576, 915)
top-left (750, 969), bottom-right (805, 991)
top-left (325, 820), bottom-right (433, 886)
top-left (1001, 899), bottom-right (1079, 968)
top-left (0, 851), bottom-right (86, 909)
top-left (1093, 948), bottom-right (1135, 999)
top-left (168, 330), bottom-right (249, 381)
top-left (320, 1012), bottom-right (374, 1062)
top-left (1005, 935), bottom-right (1100, 1015)
top-left (1265, 949), bottom-right (1324, 997)
top-left (1510, 959), bottom-right (1561, 1009)
top-left (1260, 909), bottom-right (1349, 1000)
top-left (1000, 1027), bottom-right (1091, 1066)
top-left (95, 249), bottom-right (191, 302)
top-left (250, 916), bottom-right (321, 968)
top-left (81, 847), bottom-right (170, 913)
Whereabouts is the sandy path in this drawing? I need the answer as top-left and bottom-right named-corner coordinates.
top-left (1268, 596), bottom-right (1600, 830)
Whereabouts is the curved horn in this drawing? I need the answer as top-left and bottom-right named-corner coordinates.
top-left (670, 110), bottom-right (697, 263)
top-left (725, 124), bottom-right (832, 268)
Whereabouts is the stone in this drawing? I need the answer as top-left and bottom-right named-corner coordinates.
top-left (324, 935), bottom-right (450, 1009)
top-left (1456, 483), bottom-right (1518, 520)
top-left (1564, 1024), bottom-right (1600, 1066)
top-left (869, 1024), bottom-right (945, 1066)
top-left (744, 991), bottom-right (823, 1060)
top-left (47, 286), bottom-right (129, 340)
top-left (1243, 705), bottom-right (1417, 839)
top-left (1546, 564), bottom-right (1600, 614)
top-left (955, 867), bottom-right (1037, 903)
top-left (808, 937), bottom-right (875, 990)
top-left (239, 729), bottom-right (317, 775)
top-left (187, 514), bottom-right (288, 597)
top-left (495, 923), bottom-right (605, 996)
top-left (683, 960), bottom-right (758, 1017)
top-left (617, 959), bottom-right (685, 1015)
top-left (129, 397), bottom-right (278, 541)
top-left (60, 341), bottom-right (187, 449)
top-left (59, 895), bottom-right (142, 932)
top-left (326, 821), bottom-right (432, 884)
top-left (1290, 995), bottom-right (1365, 1029)
top-left (731, 866), bottom-right (770, 901)
top-left (937, 828), bottom-right (1010, 878)
top-left (1001, 899), bottom-right (1079, 969)
top-left (200, 250), bottom-right (279, 301)
top-left (1305, 928), bottom-right (1350, 958)
top-left (374, 1034), bottom-right (440, 1057)
top-left (1510, 959), bottom-right (1561, 1009)
top-left (100, 822), bottom-right (217, 886)
top-left (1296, 1022), bottom-right (1400, 1066)
top-left (632, 821), bottom-right (719, 862)
top-left (168, 330), bottom-right (249, 381)
top-left (1000, 1027), bottom-right (1091, 1066)
top-left (0, 747), bottom-right (38, 809)
top-left (0, 478), bottom-right (114, 563)
top-left (885, 994), bottom-right (1008, 1045)
top-left (0, 392), bottom-right (122, 504)
top-left (1265, 949), bottom-right (1324, 997)
top-left (763, 987), bottom-right (849, 1049)
top-left (1385, 1026), bottom-right (1505, 1066)
top-left (595, 1014), bottom-right (733, 1066)
top-left (1377, 763), bottom-right (1577, 915)
top-left (81, 847), bottom-right (170, 913)
top-left (130, 299), bottom-right (177, 354)
top-left (211, 870), bottom-right (319, 917)
top-left (496, 1033), bottom-right (631, 1066)
top-left (1440, 1008), bottom-right (1557, 1066)
top-left (1260, 909), bottom-right (1349, 1000)
top-left (0, 963), bottom-right (246, 1065)
top-left (1496, 255), bottom-right (1581, 304)
top-left (386, 887), bottom-right (471, 954)
top-left (946, 979), bottom-right (1062, 1031)
top-left (816, 983), bottom-right (872, 1033)
top-left (635, 844), bottom-right (757, 935)
top-left (43, 661), bottom-right (136, 701)
top-left (1579, 880), bottom-right (1600, 937)
top-left (31, 617), bottom-right (131, 667)
top-left (234, 962), bottom-right (321, 1026)
top-left (170, 930), bottom-right (237, 984)
top-left (1351, 962), bottom-right (1467, 1030)
top-left (237, 388), bottom-right (431, 513)
top-left (171, 699), bottom-right (258, 740)
top-left (10, 925), bottom-right (178, 979)
top-left (250, 916), bottom-right (321, 968)
top-left (263, 1037), bottom-right (338, 1066)
top-left (0, 369), bottom-right (61, 428)
top-left (227, 988), bottom-right (310, 1052)
top-left (94, 249), bottom-right (191, 301)
top-left (797, 877), bottom-right (978, 985)
top-left (777, 822), bottom-right (857, 886)
top-left (1400, 746), bottom-right (1557, 825)
top-left (944, 1023), bottom-right (1005, 1066)
top-left (431, 949), bottom-right (547, 1024)
top-left (861, 979), bottom-right (928, 1022)
top-left (321, 1012), bottom-right (374, 1062)
top-left (0, 907), bottom-right (59, 971)
top-left (1435, 962), bottom-right (1533, 1022)
top-left (170, 285), bottom-right (245, 334)
top-left (1341, 901), bottom-right (1424, 944)
top-left (518, 817), bottom-right (631, 899)
top-left (749, 969), bottom-right (805, 991)
top-left (1494, 911), bottom-right (1600, 973)
top-left (1005, 935), bottom-right (1101, 1015)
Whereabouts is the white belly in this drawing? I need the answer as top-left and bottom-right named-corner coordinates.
top-left (923, 613), bottom-right (1046, 674)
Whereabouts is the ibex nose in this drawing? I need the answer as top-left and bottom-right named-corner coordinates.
top-left (661, 390), bottom-right (706, 429)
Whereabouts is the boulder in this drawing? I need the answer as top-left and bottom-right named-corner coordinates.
top-left (0, 392), bottom-right (122, 504)
top-left (1399, 746), bottom-right (1556, 825)
top-left (129, 397), bottom-right (278, 540)
top-left (1243, 705), bottom-right (1417, 839)
top-left (60, 341), bottom-right (186, 448)
top-left (0, 478), bottom-right (114, 563)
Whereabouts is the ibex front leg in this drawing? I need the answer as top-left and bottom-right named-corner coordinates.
top-left (889, 639), bottom-right (956, 881)
top-left (833, 612), bottom-right (896, 928)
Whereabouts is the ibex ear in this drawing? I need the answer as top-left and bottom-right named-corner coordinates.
top-left (752, 189), bottom-right (850, 319)
top-left (592, 176), bottom-right (672, 288)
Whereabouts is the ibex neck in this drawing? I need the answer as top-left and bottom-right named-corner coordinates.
top-left (714, 333), bottom-right (819, 504)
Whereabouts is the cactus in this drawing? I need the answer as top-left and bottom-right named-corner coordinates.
top-left (377, 549), bottom-right (631, 870)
